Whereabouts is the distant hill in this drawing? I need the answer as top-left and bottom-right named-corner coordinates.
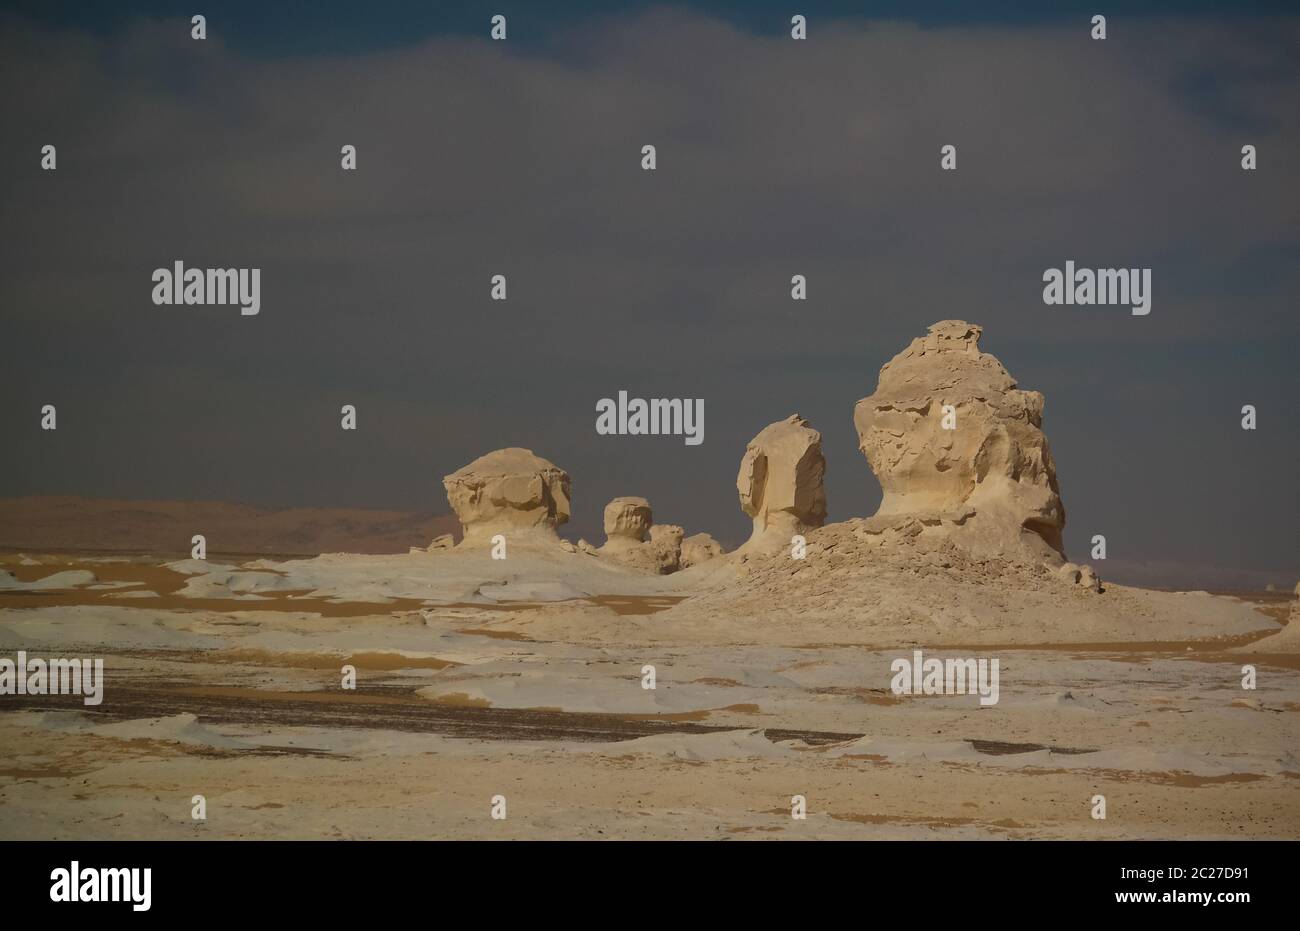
top-left (0, 496), bottom-right (460, 556)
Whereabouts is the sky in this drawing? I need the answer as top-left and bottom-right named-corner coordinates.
top-left (1, 2), bottom-right (1297, 588)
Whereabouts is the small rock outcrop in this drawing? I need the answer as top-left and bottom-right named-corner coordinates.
top-left (1056, 561), bottom-right (1102, 592)
top-left (649, 524), bottom-right (685, 573)
top-left (680, 532), bottom-right (725, 569)
top-left (599, 496), bottom-right (663, 571)
top-left (853, 321), bottom-right (1066, 562)
top-left (736, 414), bottom-right (827, 554)
top-left (442, 448), bottom-right (571, 544)
top-left (409, 533), bottom-right (455, 555)
top-left (598, 499), bottom-right (719, 574)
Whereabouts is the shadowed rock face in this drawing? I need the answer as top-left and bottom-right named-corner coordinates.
top-left (853, 320), bottom-right (1066, 561)
top-left (737, 414), bottom-right (827, 554)
top-left (442, 448), bottom-right (571, 544)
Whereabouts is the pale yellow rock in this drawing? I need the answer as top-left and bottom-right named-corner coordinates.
top-left (442, 448), bottom-right (571, 545)
top-left (603, 497), bottom-right (652, 543)
top-left (597, 497), bottom-right (713, 575)
top-left (853, 321), bottom-right (1065, 562)
top-left (736, 414), bottom-right (827, 554)
top-left (598, 496), bottom-right (660, 572)
top-left (680, 532), bottom-right (725, 569)
top-left (649, 524), bottom-right (685, 573)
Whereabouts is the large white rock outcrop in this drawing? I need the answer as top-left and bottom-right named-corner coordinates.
top-left (442, 448), bottom-right (571, 544)
top-left (853, 320), bottom-right (1065, 561)
top-left (736, 414), bottom-right (827, 554)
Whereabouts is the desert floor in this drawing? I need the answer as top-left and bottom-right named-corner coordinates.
top-left (1, 549), bottom-right (1297, 840)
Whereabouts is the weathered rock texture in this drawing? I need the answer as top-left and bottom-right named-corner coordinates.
top-left (597, 499), bottom-right (675, 573)
top-left (599, 494), bottom-right (726, 573)
top-left (649, 524), bottom-right (685, 573)
top-left (600, 496), bottom-right (660, 571)
top-left (853, 320), bottom-right (1065, 562)
top-left (443, 448), bottom-right (571, 544)
top-left (680, 532), bottom-right (725, 569)
top-left (603, 497), bottom-right (652, 543)
top-left (736, 414), bottom-right (827, 554)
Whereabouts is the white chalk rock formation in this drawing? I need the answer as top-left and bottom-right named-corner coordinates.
top-left (680, 532), bottom-right (725, 569)
top-left (599, 496), bottom-right (661, 571)
top-left (603, 497), bottom-right (652, 544)
top-left (737, 414), bottom-right (827, 554)
top-left (1056, 561), bottom-right (1102, 592)
top-left (853, 321), bottom-right (1066, 562)
top-left (649, 524), bottom-right (685, 573)
top-left (598, 498), bottom-right (682, 573)
top-left (442, 448), bottom-right (571, 545)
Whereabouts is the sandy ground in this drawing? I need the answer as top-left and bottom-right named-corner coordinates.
top-left (1, 547), bottom-right (1297, 840)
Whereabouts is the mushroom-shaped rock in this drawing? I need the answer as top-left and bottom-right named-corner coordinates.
top-left (442, 448), bottom-right (571, 544)
top-left (599, 496), bottom-right (655, 568)
top-left (853, 321), bottom-right (1066, 561)
top-left (603, 496), bottom-right (652, 544)
top-left (598, 498), bottom-right (674, 573)
top-left (737, 414), bottom-right (827, 554)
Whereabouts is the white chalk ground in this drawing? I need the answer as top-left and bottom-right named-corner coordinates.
top-left (0, 543), bottom-right (1297, 839)
top-left (163, 543), bottom-right (698, 605)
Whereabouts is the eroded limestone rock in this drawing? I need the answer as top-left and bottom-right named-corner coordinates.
top-left (443, 448), bottom-right (571, 544)
top-left (853, 321), bottom-right (1065, 562)
top-left (736, 414), bottom-right (827, 554)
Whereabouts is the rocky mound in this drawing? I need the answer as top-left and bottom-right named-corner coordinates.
top-left (651, 321), bottom-right (1149, 641)
top-left (655, 516), bottom-right (1270, 646)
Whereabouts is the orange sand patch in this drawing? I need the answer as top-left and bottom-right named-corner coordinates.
top-left (590, 595), bottom-right (685, 616)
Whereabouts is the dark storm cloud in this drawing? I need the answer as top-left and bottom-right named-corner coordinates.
top-left (1, 8), bottom-right (1297, 587)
